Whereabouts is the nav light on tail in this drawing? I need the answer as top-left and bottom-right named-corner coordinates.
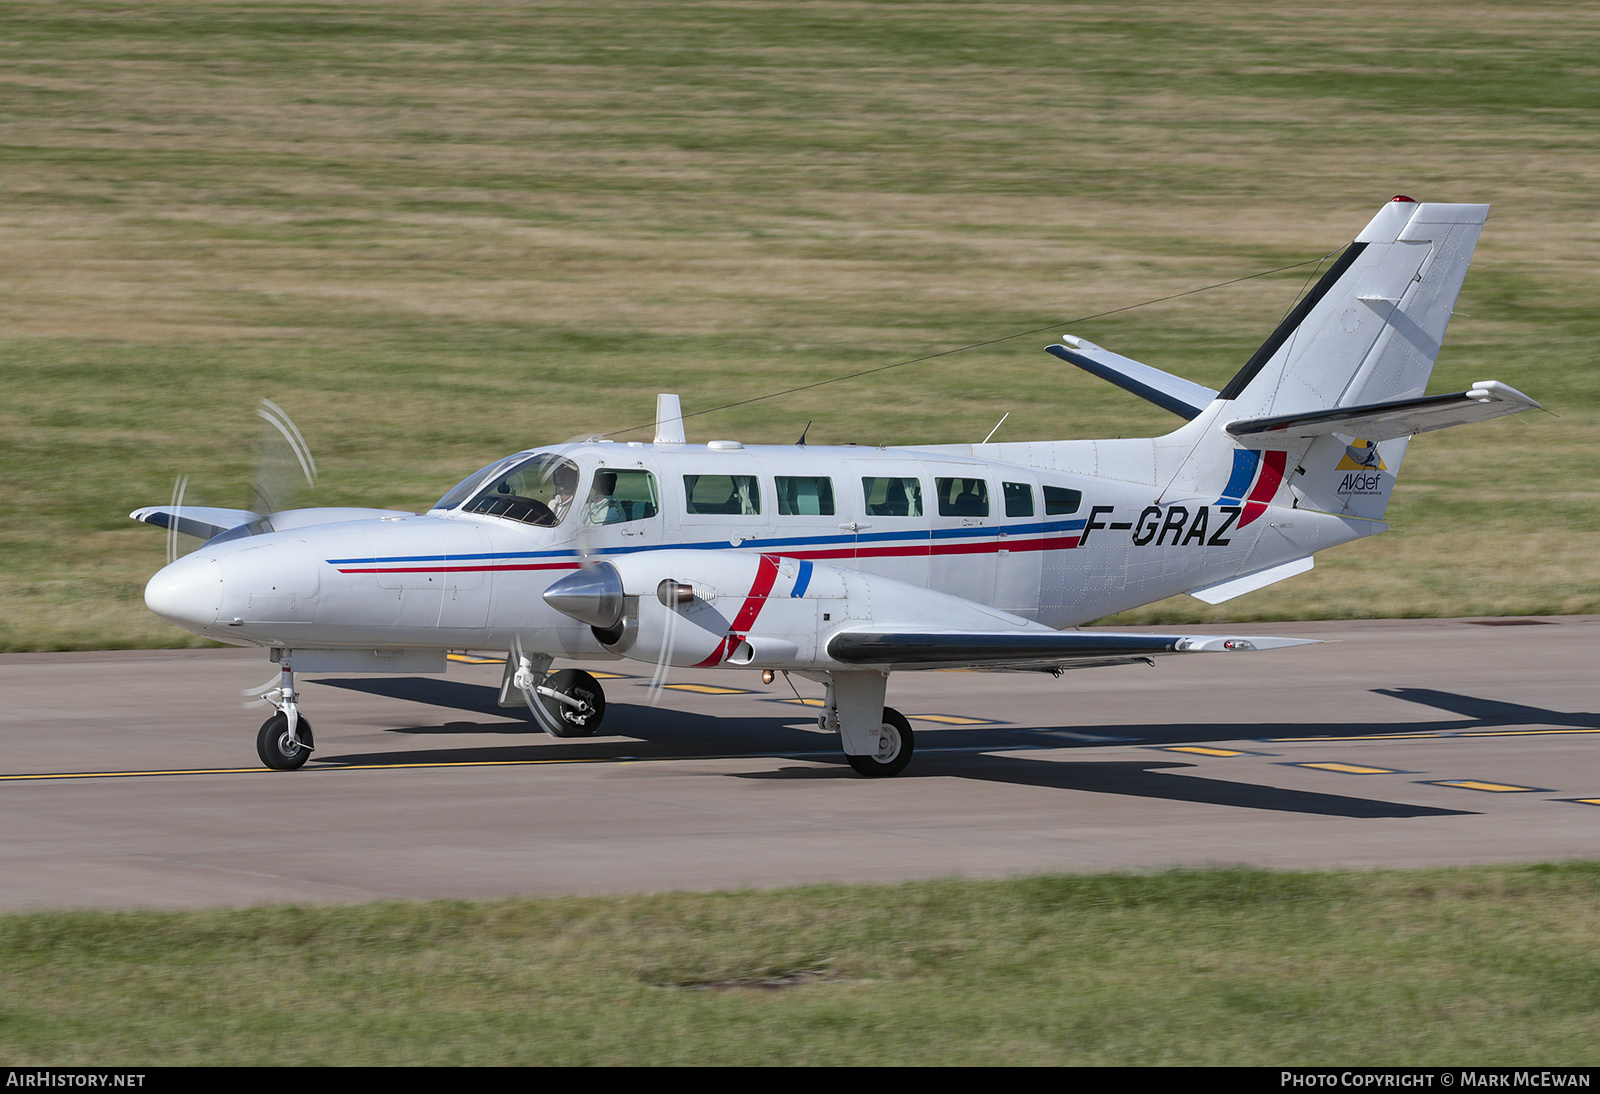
top-left (132, 197), bottom-right (1538, 777)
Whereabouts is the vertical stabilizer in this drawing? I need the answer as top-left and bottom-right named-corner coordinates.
top-left (1174, 198), bottom-right (1489, 520)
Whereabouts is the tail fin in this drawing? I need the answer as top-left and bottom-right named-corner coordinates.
top-left (1219, 197), bottom-right (1487, 418)
top-left (1172, 198), bottom-right (1492, 520)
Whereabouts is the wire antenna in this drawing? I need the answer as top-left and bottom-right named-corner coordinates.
top-left (603, 251), bottom-right (1340, 439)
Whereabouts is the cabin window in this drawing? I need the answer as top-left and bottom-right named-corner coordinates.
top-left (584, 468), bottom-right (659, 525)
top-left (1043, 485), bottom-right (1083, 515)
top-left (776, 476), bottom-right (835, 516)
top-left (1003, 482), bottom-right (1034, 518)
top-left (459, 454), bottom-right (581, 527)
top-left (683, 474), bottom-right (761, 516)
top-left (935, 478), bottom-right (989, 517)
top-left (861, 477), bottom-right (923, 517)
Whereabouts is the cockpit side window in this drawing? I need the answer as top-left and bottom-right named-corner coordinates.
top-left (584, 469), bottom-right (659, 525)
top-left (460, 454), bottom-right (580, 527)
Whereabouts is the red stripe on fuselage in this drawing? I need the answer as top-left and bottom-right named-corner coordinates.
top-left (334, 534), bottom-right (1084, 576)
top-left (335, 562), bottom-right (581, 574)
top-left (783, 535), bottom-right (1080, 562)
top-left (694, 553), bottom-right (782, 668)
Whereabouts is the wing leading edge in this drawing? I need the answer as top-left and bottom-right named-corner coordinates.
top-left (826, 628), bottom-right (1317, 672)
top-left (1225, 380), bottom-right (1540, 447)
top-left (130, 505), bottom-right (417, 542)
top-left (1045, 336), bottom-right (1219, 421)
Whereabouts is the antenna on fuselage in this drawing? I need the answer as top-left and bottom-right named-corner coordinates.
top-left (654, 394), bottom-right (687, 445)
top-left (981, 412), bottom-right (1009, 444)
top-left (796, 420), bottom-right (812, 446)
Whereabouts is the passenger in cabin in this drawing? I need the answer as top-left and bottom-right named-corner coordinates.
top-left (951, 479), bottom-right (986, 516)
top-left (863, 476), bottom-right (922, 517)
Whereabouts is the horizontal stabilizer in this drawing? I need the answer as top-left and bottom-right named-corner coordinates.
top-left (827, 628), bottom-right (1315, 671)
top-left (129, 506), bottom-right (261, 541)
top-left (1224, 380), bottom-right (1540, 448)
top-left (1046, 336), bottom-right (1218, 421)
top-left (1187, 556), bottom-right (1314, 605)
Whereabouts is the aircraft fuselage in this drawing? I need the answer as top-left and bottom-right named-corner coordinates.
top-left (145, 438), bottom-right (1371, 659)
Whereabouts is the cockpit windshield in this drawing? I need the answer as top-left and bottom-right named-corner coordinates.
top-left (435, 453), bottom-right (581, 527)
top-left (432, 454), bottom-right (526, 512)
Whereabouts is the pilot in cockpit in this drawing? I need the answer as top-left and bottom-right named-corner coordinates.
top-left (549, 463), bottom-right (579, 524)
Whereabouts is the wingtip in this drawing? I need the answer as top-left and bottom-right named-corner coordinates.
top-left (1174, 635), bottom-right (1320, 653)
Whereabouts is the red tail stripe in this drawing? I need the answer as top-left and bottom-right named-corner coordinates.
top-left (1239, 450), bottom-right (1287, 528)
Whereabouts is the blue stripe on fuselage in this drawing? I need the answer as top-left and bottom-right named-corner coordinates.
top-left (791, 559), bottom-right (813, 598)
top-left (329, 517), bottom-right (1090, 566)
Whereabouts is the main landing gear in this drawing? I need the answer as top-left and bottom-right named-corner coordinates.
top-left (501, 652), bottom-right (607, 737)
top-left (534, 668), bottom-right (607, 737)
top-left (821, 672), bottom-right (916, 777)
top-left (248, 654), bottom-right (900, 776)
top-left (256, 657), bottom-right (313, 770)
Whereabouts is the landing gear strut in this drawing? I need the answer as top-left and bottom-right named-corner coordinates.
top-left (823, 671), bottom-right (915, 777)
top-left (257, 656), bottom-right (313, 770)
top-left (503, 651), bottom-right (607, 737)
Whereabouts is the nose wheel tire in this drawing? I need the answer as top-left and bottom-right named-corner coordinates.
top-left (846, 707), bottom-right (914, 777)
top-left (257, 713), bottom-right (314, 770)
top-left (537, 668), bottom-right (606, 737)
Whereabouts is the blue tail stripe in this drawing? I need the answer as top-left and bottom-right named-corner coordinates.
top-left (1216, 449), bottom-right (1260, 504)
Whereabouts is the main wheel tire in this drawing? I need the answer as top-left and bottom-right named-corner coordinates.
top-left (846, 707), bottom-right (914, 777)
top-left (257, 713), bottom-right (313, 771)
top-left (539, 668), bottom-right (606, 737)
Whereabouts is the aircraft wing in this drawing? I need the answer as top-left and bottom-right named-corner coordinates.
top-left (825, 627), bottom-right (1317, 672)
top-left (130, 505), bottom-right (415, 541)
top-left (1045, 336), bottom-right (1219, 421)
top-left (129, 506), bottom-right (262, 541)
top-left (1225, 380), bottom-right (1540, 447)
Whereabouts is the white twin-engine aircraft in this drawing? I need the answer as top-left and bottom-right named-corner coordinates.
top-left (135, 197), bottom-right (1540, 776)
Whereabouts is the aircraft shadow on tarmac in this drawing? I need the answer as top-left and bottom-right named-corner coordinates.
top-left (736, 755), bottom-right (1472, 819)
top-left (307, 676), bottom-right (1520, 819)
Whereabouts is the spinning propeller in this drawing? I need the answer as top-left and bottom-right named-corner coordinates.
top-left (505, 432), bottom-right (688, 732)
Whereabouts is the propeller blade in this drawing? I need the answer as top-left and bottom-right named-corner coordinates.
top-left (167, 474), bottom-right (189, 565)
top-left (250, 398), bottom-right (317, 515)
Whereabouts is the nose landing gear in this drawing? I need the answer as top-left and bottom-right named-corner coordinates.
top-left (257, 712), bottom-right (314, 770)
top-left (256, 657), bottom-right (313, 770)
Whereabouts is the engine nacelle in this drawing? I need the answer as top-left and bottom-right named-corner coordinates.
top-left (542, 549), bottom-right (1039, 671)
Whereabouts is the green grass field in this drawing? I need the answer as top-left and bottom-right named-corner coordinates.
top-left (2, 1), bottom-right (1598, 650)
top-left (3, 865), bottom-right (1598, 1065)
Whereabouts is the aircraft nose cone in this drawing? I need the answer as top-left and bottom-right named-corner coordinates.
top-left (542, 562), bottom-right (625, 628)
top-left (144, 554), bottom-right (224, 634)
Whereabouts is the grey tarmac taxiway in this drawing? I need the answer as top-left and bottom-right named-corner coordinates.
top-left (2, 617), bottom-right (1597, 910)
